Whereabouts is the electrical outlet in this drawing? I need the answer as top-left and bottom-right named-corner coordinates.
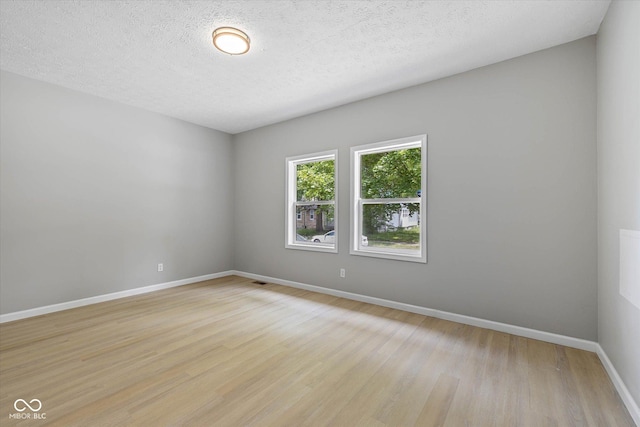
top-left (158, 263), bottom-right (164, 272)
top-left (340, 268), bottom-right (346, 278)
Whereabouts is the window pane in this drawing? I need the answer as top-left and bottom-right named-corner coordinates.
top-left (361, 203), bottom-right (420, 253)
top-left (296, 205), bottom-right (335, 245)
top-left (297, 159), bottom-right (335, 202)
top-left (361, 148), bottom-right (421, 199)
top-left (287, 150), bottom-right (337, 253)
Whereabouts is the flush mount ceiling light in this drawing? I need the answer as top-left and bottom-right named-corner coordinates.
top-left (212, 27), bottom-right (250, 55)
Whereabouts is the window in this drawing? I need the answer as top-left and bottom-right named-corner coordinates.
top-left (351, 135), bottom-right (427, 263)
top-left (286, 150), bottom-right (337, 252)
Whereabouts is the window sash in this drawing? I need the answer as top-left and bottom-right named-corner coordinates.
top-left (354, 200), bottom-right (421, 253)
top-left (295, 200), bottom-right (335, 207)
top-left (361, 198), bottom-right (420, 204)
top-left (351, 135), bottom-right (426, 263)
top-left (286, 150), bottom-right (338, 253)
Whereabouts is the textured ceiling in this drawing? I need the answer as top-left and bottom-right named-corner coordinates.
top-left (0, 0), bottom-right (610, 134)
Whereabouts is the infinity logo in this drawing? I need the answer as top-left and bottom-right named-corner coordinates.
top-left (14, 399), bottom-right (42, 412)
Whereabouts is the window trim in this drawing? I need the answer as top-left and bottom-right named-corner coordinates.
top-left (350, 135), bottom-right (427, 263)
top-left (285, 150), bottom-right (338, 253)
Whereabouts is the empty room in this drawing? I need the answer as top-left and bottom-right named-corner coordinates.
top-left (0, 0), bottom-right (638, 426)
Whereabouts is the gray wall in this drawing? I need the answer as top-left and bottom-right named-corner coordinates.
top-left (234, 37), bottom-right (598, 340)
top-left (0, 71), bottom-right (234, 314)
top-left (597, 1), bottom-right (640, 405)
top-left (1, 38), bottom-right (602, 342)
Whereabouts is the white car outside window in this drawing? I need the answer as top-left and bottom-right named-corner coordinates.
top-left (312, 231), bottom-right (367, 246)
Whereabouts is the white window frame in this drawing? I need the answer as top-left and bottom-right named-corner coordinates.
top-left (285, 150), bottom-right (338, 253)
top-left (350, 135), bottom-right (427, 263)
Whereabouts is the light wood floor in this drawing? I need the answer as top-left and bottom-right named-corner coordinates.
top-left (0, 276), bottom-right (634, 426)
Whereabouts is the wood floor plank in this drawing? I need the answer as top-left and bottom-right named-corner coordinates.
top-left (414, 373), bottom-right (460, 426)
top-left (0, 276), bottom-right (634, 426)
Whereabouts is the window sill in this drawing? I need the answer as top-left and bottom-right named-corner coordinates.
top-left (286, 242), bottom-right (338, 254)
top-left (350, 248), bottom-right (426, 263)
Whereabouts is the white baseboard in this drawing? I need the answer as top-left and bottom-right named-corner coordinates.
top-left (3, 270), bottom-right (597, 351)
top-left (0, 271), bottom-right (234, 324)
top-left (233, 270), bottom-right (639, 424)
top-left (2, 270), bottom-right (637, 424)
top-left (596, 345), bottom-right (640, 426)
top-left (232, 270), bottom-right (598, 352)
